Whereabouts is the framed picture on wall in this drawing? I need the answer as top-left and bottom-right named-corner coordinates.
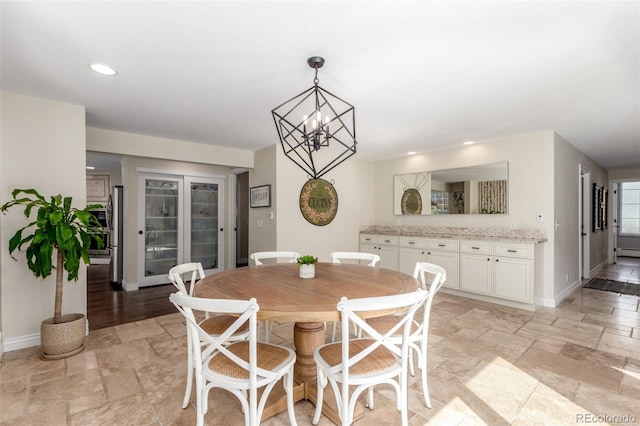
top-left (250, 184), bottom-right (271, 208)
top-left (601, 187), bottom-right (608, 230)
top-left (592, 183), bottom-right (601, 232)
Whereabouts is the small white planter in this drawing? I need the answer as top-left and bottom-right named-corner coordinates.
top-left (299, 264), bottom-right (315, 279)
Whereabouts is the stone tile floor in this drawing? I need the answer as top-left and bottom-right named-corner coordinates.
top-left (1, 258), bottom-right (639, 425)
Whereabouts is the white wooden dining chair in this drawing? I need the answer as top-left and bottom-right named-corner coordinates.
top-left (168, 263), bottom-right (249, 409)
top-left (328, 252), bottom-right (380, 342)
top-left (249, 251), bottom-right (300, 342)
top-left (365, 262), bottom-right (446, 408)
top-left (312, 289), bottom-right (429, 426)
top-left (249, 251), bottom-right (300, 266)
top-left (329, 251), bottom-right (380, 266)
top-left (170, 292), bottom-right (298, 426)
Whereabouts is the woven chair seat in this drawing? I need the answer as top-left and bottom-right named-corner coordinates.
top-left (200, 315), bottom-right (249, 336)
top-left (208, 341), bottom-right (293, 379)
top-left (366, 315), bottom-right (419, 336)
top-left (317, 339), bottom-right (397, 376)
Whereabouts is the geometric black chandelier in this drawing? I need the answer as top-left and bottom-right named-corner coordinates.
top-left (272, 56), bottom-right (357, 179)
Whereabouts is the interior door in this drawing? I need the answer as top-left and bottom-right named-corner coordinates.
top-left (185, 176), bottom-right (225, 274)
top-left (138, 174), bottom-right (184, 286)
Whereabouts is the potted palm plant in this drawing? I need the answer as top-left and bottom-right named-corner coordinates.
top-left (297, 255), bottom-right (318, 279)
top-left (1, 188), bottom-right (104, 359)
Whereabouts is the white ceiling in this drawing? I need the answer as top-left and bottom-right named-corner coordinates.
top-left (2, 1), bottom-right (639, 170)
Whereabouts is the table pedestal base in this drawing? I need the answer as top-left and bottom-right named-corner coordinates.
top-left (261, 321), bottom-right (364, 425)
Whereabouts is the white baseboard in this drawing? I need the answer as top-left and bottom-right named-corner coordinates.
top-left (2, 319), bottom-right (90, 355)
top-left (2, 332), bottom-right (40, 353)
top-left (122, 279), bottom-right (138, 291)
top-left (543, 278), bottom-right (582, 307)
top-left (618, 249), bottom-right (640, 258)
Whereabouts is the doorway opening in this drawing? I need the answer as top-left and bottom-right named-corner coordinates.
top-left (236, 171), bottom-right (249, 267)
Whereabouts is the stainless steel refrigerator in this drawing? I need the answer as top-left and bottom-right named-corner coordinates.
top-left (109, 185), bottom-right (124, 289)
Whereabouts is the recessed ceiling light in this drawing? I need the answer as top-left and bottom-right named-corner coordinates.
top-left (463, 141), bottom-right (475, 145)
top-left (88, 62), bottom-right (118, 76)
top-left (407, 151), bottom-right (417, 155)
top-left (86, 166), bottom-right (95, 170)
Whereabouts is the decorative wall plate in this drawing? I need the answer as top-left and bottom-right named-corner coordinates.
top-left (401, 188), bottom-right (422, 215)
top-left (299, 179), bottom-right (338, 226)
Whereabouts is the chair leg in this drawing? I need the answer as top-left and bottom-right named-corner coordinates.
top-left (365, 387), bottom-right (375, 409)
top-left (263, 320), bottom-right (272, 343)
top-left (331, 322), bottom-right (337, 342)
top-left (408, 347), bottom-right (416, 377)
top-left (312, 369), bottom-right (326, 425)
top-left (183, 338), bottom-right (194, 408)
top-left (285, 370), bottom-right (298, 426)
top-left (421, 357), bottom-right (432, 408)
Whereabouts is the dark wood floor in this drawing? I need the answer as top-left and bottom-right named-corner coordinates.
top-left (87, 264), bottom-right (177, 330)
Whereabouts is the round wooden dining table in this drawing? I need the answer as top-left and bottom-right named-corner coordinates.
top-left (197, 262), bottom-right (421, 423)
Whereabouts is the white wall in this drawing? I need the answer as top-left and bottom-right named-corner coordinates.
top-left (1, 92), bottom-right (86, 346)
top-left (249, 146), bottom-right (277, 254)
top-left (274, 147), bottom-right (375, 262)
top-left (553, 133), bottom-right (608, 301)
top-left (609, 169), bottom-right (640, 180)
top-left (373, 131), bottom-right (557, 301)
top-left (87, 127), bottom-right (253, 169)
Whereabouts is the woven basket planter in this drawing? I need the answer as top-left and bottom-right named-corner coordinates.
top-left (41, 313), bottom-right (86, 360)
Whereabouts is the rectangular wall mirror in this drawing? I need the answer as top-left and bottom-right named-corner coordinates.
top-left (394, 161), bottom-right (509, 215)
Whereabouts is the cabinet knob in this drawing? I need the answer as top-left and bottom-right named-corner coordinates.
top-left (138, 230), bottom-right (143, 235)
top-left (220, 228), bottom-right (224, 231)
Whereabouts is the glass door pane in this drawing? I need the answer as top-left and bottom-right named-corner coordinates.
top-left (144, 178), bottom-right (179, 279)
top-left (190, 181), bottom-right (219, 270)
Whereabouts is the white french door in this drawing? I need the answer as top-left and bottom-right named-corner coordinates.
top-left (138, 173), bottom-right (224, 287)
top-left (184, 176), bottom-right (224, 274)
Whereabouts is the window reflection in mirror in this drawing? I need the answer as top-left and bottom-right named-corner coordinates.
top-left (393, 162), bottom-right (508, 215)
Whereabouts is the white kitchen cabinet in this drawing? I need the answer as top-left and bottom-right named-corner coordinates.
top-left (493, 243), bottom-right (534, 303)
top-left (360, 234), bottom-right (399, 271)
top-left (361, 232), bottom-right (539, 309)
top-left (459, 240), bottom-right (534, 303)
top-left (138, 173), bottom-right (224, 286)
top-left (398, 237), bottom-right (459, 289)
top-left (459, 252), bottom-right (493, 295)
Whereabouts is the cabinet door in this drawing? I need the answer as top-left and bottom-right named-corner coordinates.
top-left (399, 247), bottom-right (425, 276)
top-left (378, 246), bottom-right (399, 271)
top-left (427, 250), bottom-right (459, 290)
top-left (360, 243), bottom-right (377, 258)
top-left (139, 175), bottom-right (184, 286)
top-left (360, 241), bottom-right (399, 271)
top-left (185, 177), bottom-right (224, 275)
top-left (494, 257), bottom-right (532, 302)
top-left (459, 253), bottom-right (493, 295)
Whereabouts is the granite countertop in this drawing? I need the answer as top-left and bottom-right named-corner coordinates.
top-left (359, 228), bottom-right (547, 244)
